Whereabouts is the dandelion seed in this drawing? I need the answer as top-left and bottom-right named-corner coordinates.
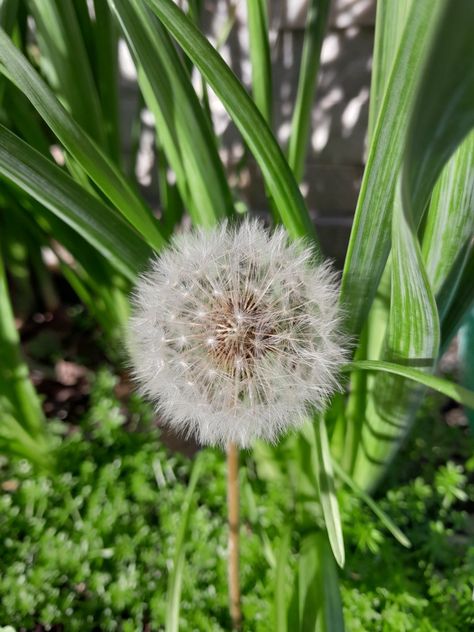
top-left (127, 219), bottom-right (348, 448)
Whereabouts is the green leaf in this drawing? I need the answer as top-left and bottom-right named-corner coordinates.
top-left (387, 186), bottom-right (440, 367)
top-left (422, 132), bottom-right (474, 299)
top-left (422, 132), bottom-right (474, 346)
top-left (0, 125), bottom-right (150, 281)
top-left (165, 455), bottom-right (203, 632)
top-left (440, 240), bottom-right (474, 346)
top-left (145, 0), bottom-right (318, 244)
top-left (29, 202), bottom-right (130, 334)
top-left (403, 0), bottom-right (474, 222)
top-left (246, 0), bottom-right (272, 125)
top-left (340, 0), bottom-right (444, 334)
top-left (287, 0), bottom-right (330, 182)
top-left (352, 183), bottom-right (440, 490)
top-left (305, 419), bottom-right (345, 568)
top-left (93, 0), bottom-right (121, 163)
top-left (331, 0), bottom-right (412, 476)
top-left (295, 533), bottom-right (345, 632)
top-left (345, 360), bottom-right (474, 411)
top-left (0, 239), bottom-right (45, 438)
top-left (332, 459), bottom-right (411, 548)
top-left (0, 0), bottom-right (17, 105)
top-left (367, 0), bottom-right (412, 141)
top-left (109, 0), bottom-right (232, 227)
top-left (4, 84), bottom-right (51, 156)
top-left (0, 409), bottom-right (50, 469)
top-left (0, 27), bottom-right (165, 251)
top-left (274, 529), bottom-right (291, 632)
top-left (28, 0), bottom-right (106, 145)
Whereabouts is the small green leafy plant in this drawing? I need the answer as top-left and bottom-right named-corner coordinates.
top-left (0, 371), bottom-right (472, 630)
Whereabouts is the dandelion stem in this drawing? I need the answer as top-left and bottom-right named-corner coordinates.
top-left (227, 441), bottom-right (241, 628)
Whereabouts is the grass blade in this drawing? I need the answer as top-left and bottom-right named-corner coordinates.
top-left (345, 360), bottom-right (474, 410)
top-left (0, 125), bottom-right (151, 281)
top-left (287, 0), bottom-right (330, 182)
top-left (367, 0), bottom-right (412, 140)
top-left (0, 239), bottom-right (45, 438)
top-left (297, 534), bottom-right (345, 632)
top-left (311, 419), bottom-right (345, 568)
top-left (332, 459), bottom-right (411, 548)
top-left (246, 0), bottom-right (272, 125)
top-left (93, 0), bottom-right (121, 163)
top-left (165, 455), bottom-right (203, 632)
top-left (0, 27), bottom-right (165, 251)
top-left (28, 0), bottom-right (105, 145)
top-left (274, 528), bottom-right (291, 632)
top-left (145, 0), bottom-right (318, 243)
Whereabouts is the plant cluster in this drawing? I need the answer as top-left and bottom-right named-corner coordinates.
top-left (0, 371), bottom-right (473, 631)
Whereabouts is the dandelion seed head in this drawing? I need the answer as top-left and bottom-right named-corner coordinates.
top-left (128, 219), bottom-right (348, 448)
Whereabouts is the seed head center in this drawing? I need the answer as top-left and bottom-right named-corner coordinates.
top-left (206, 293), bottom-right (273, 375)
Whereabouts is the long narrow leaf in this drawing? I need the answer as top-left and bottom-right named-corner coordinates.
top-left (0, 240), bottom-right (45, 438)
top-left (93, 0), bottom-right (121, 162)
top-left (440, 240), bottom-right (474, 346)
top-left (165, 455), bottom-right (203, 632)
top-left (28, 0), bottom-right (105, 145)
top-left (422, 131), bottom-right (474, 296)
top-left (352, 186), bottom-right (440, 490)
top-left (0, 125), bottom-right (150, 281)
top-left (367, 0), bottom-right (412, 141)
top-left (296, 534), bottom-right (345, 632)
top-left (145, 0), bottom-right (318, 243)
top-left (332, 459), bottom-right (411, 548)
top-left (331, 0), bottom-right (411, 474)
top-left (0, 27), bottom-right (165, 251)
top-left (287, 0), bottom-right (330, 182)
top-left (274, 528), bottom-right (291, 632)
top-left (312, 419), bottom-right (345, 568)
top-left (0, 0), bottom-right (17, 105)
top-left (0, 410), bottom-right (50, 468)
top-left (246, 0), bottom-right (272, 125)
top-left (345, 360), bottom-right (474, 410)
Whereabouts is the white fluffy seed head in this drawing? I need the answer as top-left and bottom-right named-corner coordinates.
top-left (127, 219), bottom-right (348, 448)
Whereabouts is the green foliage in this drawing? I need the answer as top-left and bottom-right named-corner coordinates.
top-left (0, 373), bottom-right (473, 630)
top-left (341, 408), bottom-right (474, 631)
top-left (0, 371), bottom-right (289, 630)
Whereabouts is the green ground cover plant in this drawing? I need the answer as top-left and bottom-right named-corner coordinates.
top-left (0, 371), bottom-right (472, 630)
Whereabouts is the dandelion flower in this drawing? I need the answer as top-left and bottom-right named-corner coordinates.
top-left (128, 219), bottom-right (347, 448)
